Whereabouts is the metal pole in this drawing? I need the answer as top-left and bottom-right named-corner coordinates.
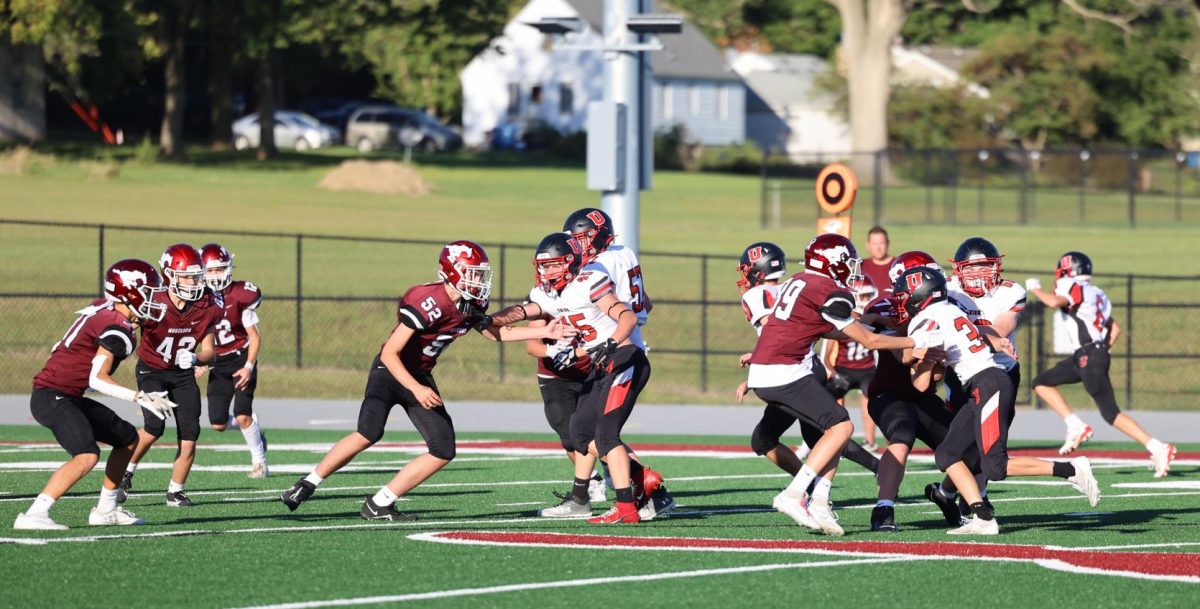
top-left (1128, 151), bottom-right (1137, 228)
top-left (1125, 274), bottom-right (1133, 410)
top-left (498, 244), bottom-right (507, 381)
top-left (760, 147), bottom-right (769, 229)
top-left (924, 149), bottom-right (933, 223)
top-left (1079, 155), bottom-right (1087, 222)
top-left (872, 150), bottom-right (883, 226)
top-left (295, 234), bottom-right (303, 368)
top-left (97, 224), bottom-right (106, 294)
top-left (700, 254), bottom-right (708, 393)
top-left (771, 180), bottom-right (781, 229)
top-left (600, 0), bottom-right (646, 254)
top-left (1033, 304), bottom-right (1043, 409)
top-left (977, 153), bottom-right (985, 224)
top-left (1176, 155), bottom-right (1183, 222)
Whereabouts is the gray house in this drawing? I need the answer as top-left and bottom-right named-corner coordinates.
top-left (461, 0), bottom-right (745, 147)
top-left (0, 43), bottom-right (46, 143)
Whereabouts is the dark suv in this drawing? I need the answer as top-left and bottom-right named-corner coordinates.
top-left (344, 106), bottom-right (462, 153)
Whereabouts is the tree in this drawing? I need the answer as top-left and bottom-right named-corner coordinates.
top-left (153, 0), bottom-right (194, 160)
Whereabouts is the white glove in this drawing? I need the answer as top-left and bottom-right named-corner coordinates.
top-left (1025, 277), bottom-right (1041, 292)
top-left (135, 390), bottom-right (177, 420)
top-left (543, 341), bottom-right (567, 359)
top-left (174, 349), bottom-right (197, 370)
top-left (911, 330), bottom-right (944, 350)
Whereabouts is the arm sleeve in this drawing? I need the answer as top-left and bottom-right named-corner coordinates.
top-left (819, 291), bottom-right (856, 330)
top-left (89, 354), bottom-right (138, 402)
top-left (96, 325), bottom-right (135, 361)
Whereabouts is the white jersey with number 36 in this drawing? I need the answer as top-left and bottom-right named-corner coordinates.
top-left (528, 270), bottom-right (646, 351)
top-left (908, 300), bottom-right (1002, 383)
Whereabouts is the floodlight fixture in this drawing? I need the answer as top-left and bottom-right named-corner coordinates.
top-left (526, 17), bottom-right (584, 35)
top-left (625, 14), bottom-right (684, 34)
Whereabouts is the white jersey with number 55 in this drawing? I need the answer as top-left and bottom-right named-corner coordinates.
top-left (908, 300), bottom-right (1003, 383)
top-left (528, 270), bottom-right (646, 351)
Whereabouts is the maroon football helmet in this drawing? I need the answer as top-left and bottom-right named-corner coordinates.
top-left (200, 243), bottom-right (234, 292)
top-left (438, 240), bottom-right (493, 303)
top-left (803, 233), bottom-right (861, 288)
top-left (159, 243), bottom-right (206, 302)
top-left (104, 259), bottom-right (167, 322)
top-left (887, 250), bottom-right (942, 288)
top-left (849, 273), bottom-right (878, 312)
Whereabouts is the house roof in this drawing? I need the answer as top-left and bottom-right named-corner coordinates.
top-left (563, 0), bottom-right (740, 82)
top-left (730, 53), bottom-right (835, 111)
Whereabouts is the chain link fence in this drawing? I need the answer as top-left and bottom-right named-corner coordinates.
top-left (761, 148), bottom-right (1200, 229)
top-left (2, 218), bottom-right (1198, 409)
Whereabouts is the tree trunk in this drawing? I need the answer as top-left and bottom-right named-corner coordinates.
top-left (159, 1), bottom-right (189, 160)
top-left (207, 0), bottom-right (234, 150)
top-left (831, 0), bottom-right (905, 185)
top-left (256, 48), bottom-right (276, 160)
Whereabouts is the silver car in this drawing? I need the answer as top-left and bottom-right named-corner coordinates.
top-left (232, 111), bottom-right (340, 151)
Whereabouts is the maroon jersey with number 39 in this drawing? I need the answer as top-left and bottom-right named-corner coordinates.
top-left (750, 272), bottom-right (855, 366)
top-left (213, 280), bottom-right (263, 356)
top-left (390, 282), bottom-right (482, 374)
top-left (34, 302), bottom-right (138, 397)
top-left (137, 289), bottom-right (222, 370)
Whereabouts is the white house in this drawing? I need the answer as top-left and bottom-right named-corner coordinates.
top-left (460, 0), bottom-right (745, 148)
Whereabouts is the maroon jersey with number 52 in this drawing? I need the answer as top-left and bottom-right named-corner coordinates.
top-left (213, 280), bottom-right (263, 356)
top-left (389, 282), bottom-right (482, 374)
top-left (137, 289), bottom-right (222, 370)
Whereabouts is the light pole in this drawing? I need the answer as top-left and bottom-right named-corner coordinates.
top-left (527, 1), bottom-right (682, 254)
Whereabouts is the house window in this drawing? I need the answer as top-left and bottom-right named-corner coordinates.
top-left (717, 85), bottom-right (729, 120)
top-left (506, 83), bottom-right (520, 117)
top-left (689, 84), bottom-right (700, 116)
top-left (531, 85), bottom-right (543, 104)
top-left (662, 84), bottom-right (673, 120)
top-left (559, 83), bottom-right (574, 114)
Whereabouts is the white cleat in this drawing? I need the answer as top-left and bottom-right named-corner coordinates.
top-left (1067, 457), bottom-right (1101, 507)
top-left (1058, 424), bottom-right (1094, 455)
top-left (772, 492), bottom-right (820, 531)
top-left (588, 477), bottom-right (608, 503)
top-left (947, 514), bottom-right (999, 535)
top-left (89, 506), bottom-right (145, 526)
top-left (1151, 444), bottom-right (1177, 478)
top-left (537, 496), bottom-right (591, 518)
top-left (806, 498), bottom-right (844, 536)
top-left (249, 462), bottom-right (269, 479)
top-left (13, 512), bottom-right (68, 531)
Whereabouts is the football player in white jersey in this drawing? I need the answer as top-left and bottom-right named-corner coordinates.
top-left (1026, 252), bottom-right (1176, 476)
top-left (896, 267), bottom-right (1100, 535)
top-left (565, 208), bottom-right (651, 332)
top-left (947, 237), bottom-right (1025, 398)
top-left (491, 233), bottom-right (668, 524)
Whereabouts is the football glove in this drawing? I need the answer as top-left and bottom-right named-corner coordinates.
top-left (551, 347), bottom-right (578, 372)
top-left (174, 349), bottom-right (196, 370)
top-left (1025, 277), bottom-right (1041, 292)
top-left (587, 339), bottom-right (619, 370)
top-left (911, 330), bottom-right (944, 350)
top-left (824, 373), bottom-right (851, 399)
top-left (466, 310), bottom-right (493, 332)
top-left (135, 390), bottom-right (177, 420)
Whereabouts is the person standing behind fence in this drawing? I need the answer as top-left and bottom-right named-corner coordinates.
top-left (194, 243), bottom-right (268, 478)
top-left (1025, 252), bottom-right (1176, 477)
top-left (860, 226), bottom-right (895, 293)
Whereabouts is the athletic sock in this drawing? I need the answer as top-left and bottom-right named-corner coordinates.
top-left (876, 499), bottom-right (894, 508)
top-left (1146, 438), bottom-right (1165, 454)
top-left (1052, 461), bottom-right (1076, 479)
top-left (371, 486), bottom-right (398, 507)
top-left (571, 477), bottom-right (591, 503)
top-left (27, 494), bottom-right (55, 517)
top-left (97, 487), bottom-right (119, 512)
top-left (125, 462), bottom-right (138, 474)
top-left (812, 477), bottom-right (832, 502)
top-left (241, 419), bottom-right (267, 465)
top-left (1064, 414), bottom-right (1085, 429)
top-left (786, 465), bottom-right (818, 498)
top-left (970, 501), bottom-right (994, 521)
top-left (614, 487), bottom-right (635, 503)
top-left (168, 480), bottom-right (184, 494)
top-left (304, 472), bottom-right (325, 487)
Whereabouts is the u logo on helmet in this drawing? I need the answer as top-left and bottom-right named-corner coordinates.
top-left (586, 210), bottom-right (606, 226)
top-left (747, 246), bottom-right (763, 262)
top-left (906, 272), bottom-right (925, 292)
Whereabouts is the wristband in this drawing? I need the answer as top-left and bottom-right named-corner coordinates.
top-left (243, 361), bottom-right (255, 371)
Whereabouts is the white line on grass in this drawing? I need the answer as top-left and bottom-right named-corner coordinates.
top-left (221, 557), bottom-right (915, 609)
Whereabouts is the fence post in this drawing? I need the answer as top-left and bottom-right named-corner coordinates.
top-left (1033, 304), bottom-right (1043, 409)
top-left (97, 224), bottom-right (106, 294)
top-left (977, 149), bottom-right (986, 224)
top-left (1176, 152), bottom-right (1185, 222)
top-left (1018, 159), bottom-right (1028, 225)
top-left (924, 149), bottom-right (933, 223)
top-left (873, 150), bottom-right (884, 226)
top-left (1126, 274), bottom-right (1133, 410)
top-left (295, 234), bottom-right (303, 369)
top-left (1078, 150), bottom-right (1089, 222)
top-left (498, 244), bottom-right (507, 381)
top-left (1127, 151), bottom-right (1137, 228)
top-left (759, 148), bottom-right (769, 230)
top-left (771, 181), bottom-right (782, 229)
top-left (699, 254), bottom-right (709, 393)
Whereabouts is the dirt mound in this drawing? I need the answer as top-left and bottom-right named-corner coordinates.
top-left (317, 160), bottom-right (432, 196)
top-left (0, 146), bottom-right (55, 175)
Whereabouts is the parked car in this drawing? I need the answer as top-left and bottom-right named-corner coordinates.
top-left (344, 106), bottom-right (462, 153)
top-left (232, 111), bottom-right (341, 151)
top-left (302, 97), bottom-right (394, 131)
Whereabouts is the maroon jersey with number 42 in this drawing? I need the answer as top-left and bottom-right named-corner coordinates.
top-left (213, 280), bottom-right (263, 356)
top-left (390, 282), bottom-right (483, 374)
top-left (137, 289), bottom-right (223, 370)
top-left (33, 302), bottom-right (138, 397)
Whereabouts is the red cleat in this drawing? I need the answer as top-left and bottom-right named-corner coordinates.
top-left (588, 501), bottom-right (641, 524)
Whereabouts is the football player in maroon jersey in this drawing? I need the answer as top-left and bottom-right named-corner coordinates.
top-left (821, 275), bottom-right (880, 451)
top-left (120, 244), bottom-right (223, 508)
top-left (748, 234), bottom-right (942, 535)
top-left (280, 241), bottom-right (575, 521)
top-left (195, 243), bottom-right (268, 478)
top-left (15, 260), bottom-right (177, 530)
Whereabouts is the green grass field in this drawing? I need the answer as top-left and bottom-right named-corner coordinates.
top-left (1, 146), bottom-right (1197, 407)
top-left (0, 425), bottom-right (1197, 608)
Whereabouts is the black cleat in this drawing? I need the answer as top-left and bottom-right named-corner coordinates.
top-left (166, 490), bottom-right (194, 507)
top-left (116, 471), bottom-right (134, 505)
top-left (360, 496), bottom-right (417, 521)
top-left (925, 483), bottom-right (966, 527)
top-left (870, 505), bottom-right (898, 532)
top-left (281, 478), bottom-right (316, 512)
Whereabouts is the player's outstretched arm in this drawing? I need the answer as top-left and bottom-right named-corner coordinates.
top-left (89, 347), bottom-right (177, 419)
top-left (1025, 278), bottom-right (1070, 308)
top-left (838, 320), bottom-right (924, 352)
top-left (486, 318), bottom-right (577, 342)
top-left (523, 318), bottom-right (551, 358)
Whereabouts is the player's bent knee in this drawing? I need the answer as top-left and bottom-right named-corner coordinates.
top-left (985, 458), bottom-right (1009, 482)
top-left (1097, 402), bottom-right (1122, 425)
top-left (934, 446), bottom-right (958, 472)
top-left (428, 443), bottom-right (456, 461)
top-left (75, 452), bottom-right (100, 468)
top-left (750, 426), bottom-right (780, 456)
